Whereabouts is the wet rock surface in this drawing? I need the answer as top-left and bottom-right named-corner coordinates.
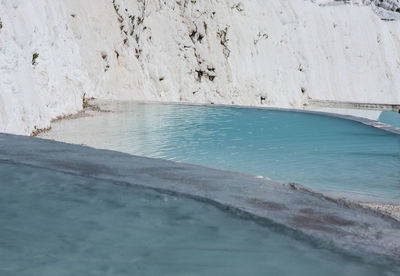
top-left (1, 133), bottom-right (400, 262)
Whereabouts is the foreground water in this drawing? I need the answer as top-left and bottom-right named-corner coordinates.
top-left (1, 161), bottom-right (399, 276)
top-left (41, 101), bottom-right (400, 203)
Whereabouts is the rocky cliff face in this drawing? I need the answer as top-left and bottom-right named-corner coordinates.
top-left (0, 0), bottom-right (400, 134)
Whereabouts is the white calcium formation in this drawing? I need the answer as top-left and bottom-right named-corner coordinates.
top-left (0, 0), bottom-right (399, 135)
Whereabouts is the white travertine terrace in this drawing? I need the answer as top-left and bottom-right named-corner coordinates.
top-left (0, 0), bottom-right (400, 134)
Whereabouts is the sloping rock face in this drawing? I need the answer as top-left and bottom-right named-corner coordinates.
top-left (1, 0), bottom-right (400, 134)
top-left (366, 0), bottom-right (400, 13)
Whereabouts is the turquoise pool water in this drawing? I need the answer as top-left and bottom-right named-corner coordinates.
top-left (1, 161), bottom-right (398, 275)
top-left (42, 102), bottom-right (400, 203)
top-left (379, 111), bottom-right (400, 128)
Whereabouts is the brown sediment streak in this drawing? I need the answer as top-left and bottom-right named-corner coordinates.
top-left (31, 98), bottom-right (111, 137)
top-left (359, 202), bottom-right (400, 221)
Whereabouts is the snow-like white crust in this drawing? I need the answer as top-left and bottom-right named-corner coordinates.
top-left (1, 0), bottom-right (400, 134)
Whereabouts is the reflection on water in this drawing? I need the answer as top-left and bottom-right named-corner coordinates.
top-left (40, 101), bottom-right (400, 203)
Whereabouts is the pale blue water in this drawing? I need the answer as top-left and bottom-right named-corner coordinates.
top-left (46, 102), bottom-right (400, 203)
top-left (379, 111), bottom-right (400, 128)
top-left (1, 161), bottom-right (398, 275)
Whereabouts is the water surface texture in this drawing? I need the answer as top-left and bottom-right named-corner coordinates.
top-left (379, 111), bottom-right (400, 128)
top-left (1, 161), bottom-right (399, 276)
top-left (41, 102), bottom-right (400, 203)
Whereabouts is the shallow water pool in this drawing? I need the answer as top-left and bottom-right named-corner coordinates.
top-left (0, 161), bottom-right (398, 276)
top-left (379, 111), bottom-right (400, 128)
top-left (41, 101), bottom-right (400, 203)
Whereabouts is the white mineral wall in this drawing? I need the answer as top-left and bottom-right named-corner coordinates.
top-left (0, 0), bottom-right (400, 135)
